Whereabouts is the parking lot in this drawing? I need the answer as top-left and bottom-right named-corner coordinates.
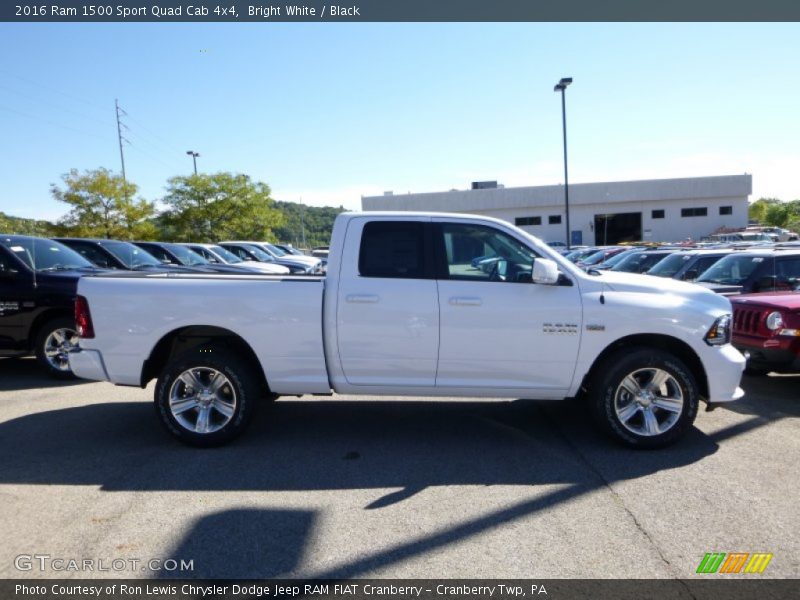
top-left (0, 357), bottom-right (797, 579)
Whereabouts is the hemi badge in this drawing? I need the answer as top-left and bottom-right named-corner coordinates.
top-left (586, 324), bottom-right (605, 331)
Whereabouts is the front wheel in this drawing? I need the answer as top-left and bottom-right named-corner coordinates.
top-left (154, 346), bottom-right (260, 447)
top-left (589, 347), bottom-right (699, 449)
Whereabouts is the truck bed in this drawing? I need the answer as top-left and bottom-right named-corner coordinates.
top-left (77, 272), bottom-right (330, 394)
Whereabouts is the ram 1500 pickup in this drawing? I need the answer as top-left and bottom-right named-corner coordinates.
top-left (69, 213), bottom-right (746, 448)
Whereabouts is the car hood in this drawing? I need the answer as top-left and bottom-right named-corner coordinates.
top-left (595, 270), bottom-right (731, 311)
top-left (277, 255), bottom-right (318, 266)
top-left (694, 281), bottom-right (744, 296)
top-left (733, 291), bottom-right (800, 310)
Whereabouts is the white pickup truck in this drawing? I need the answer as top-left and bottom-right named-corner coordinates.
top-left (70, 213), bottom-right (745, 449)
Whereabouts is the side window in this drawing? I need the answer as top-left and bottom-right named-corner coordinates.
top-left (441, 223), bottom-right (537, 283)
top-left (70, 243), bottom-right (112, 268)
top-left (146, 246), bottom-right (171, 263)
top-left (359, 221), bottom-right (427, 279)
top-left (777, 258), bottom-right (800, 288)
top-left (229, 246), bottom-right (247, 260)
top-left (690, 256), bottom-right (719, 278)
top-left (0, 249), bottom-right (20, 276)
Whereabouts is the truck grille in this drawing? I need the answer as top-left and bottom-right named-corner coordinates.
top-left (733, 307), bottom-right (764, 335)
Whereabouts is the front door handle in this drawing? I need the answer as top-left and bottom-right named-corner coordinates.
top-left (449, 297), bottom-right (482, 306)
top-left (346, 294), bottom-right (379, 304)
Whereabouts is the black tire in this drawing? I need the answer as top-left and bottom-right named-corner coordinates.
top-left (154, 345), bottom-right (260, 447)
top-left (34, 316), bottom-right (78, 379)
top-left (589, 347), bottom-right (699, 449)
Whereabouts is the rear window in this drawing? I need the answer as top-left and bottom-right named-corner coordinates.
top-left (359, 221), bottom-right (427, 279)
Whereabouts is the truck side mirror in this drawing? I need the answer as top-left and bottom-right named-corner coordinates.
top-left (683, 269), bottom-right (699, 281)
top-left (532, 258), bottom-right (559, 285)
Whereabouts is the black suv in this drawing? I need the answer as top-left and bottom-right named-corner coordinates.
top-left (0, 235), bottom-right (105, 376)
top-left (696, 249), bottom-right (800, 295)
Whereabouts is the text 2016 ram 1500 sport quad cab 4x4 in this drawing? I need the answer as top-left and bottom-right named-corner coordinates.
top-left (69, 213), bottom-right (746, 449)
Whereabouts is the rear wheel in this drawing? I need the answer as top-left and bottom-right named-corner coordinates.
top-left (589, 347), bottom-right (699, 449)
top-left (154, 345), bottom-right (261, 447)
top-left (35, 317), bottom-right (78, 378)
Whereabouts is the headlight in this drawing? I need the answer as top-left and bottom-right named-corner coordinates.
top-left (705, 314), bottom-right (731, 346)
top-left (766, 311), bottom-right (784, 331)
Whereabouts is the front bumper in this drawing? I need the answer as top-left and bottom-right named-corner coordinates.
top-left (702, 344), bottom-right (746, 403)
top-left (68, 348), bottom-right (109, 382)
top-left (734, 337), bottom-right (800, 373)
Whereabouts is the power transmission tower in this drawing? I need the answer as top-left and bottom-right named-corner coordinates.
top-left (115, 99), bottom-right (130, 181)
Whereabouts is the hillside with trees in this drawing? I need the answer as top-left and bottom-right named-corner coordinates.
top-left (272, 201), bottom-right (346, 249)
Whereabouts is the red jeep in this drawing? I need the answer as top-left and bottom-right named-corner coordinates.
top-left (732, 291), bottom-right (800, 375)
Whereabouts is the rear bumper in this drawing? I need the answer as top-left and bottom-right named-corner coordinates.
top-left (703, 344), bottom-right (746, 403)
top-left (68, 348), bottom-right (109, 382)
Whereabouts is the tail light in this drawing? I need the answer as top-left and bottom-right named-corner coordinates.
top-left (75, 295), bottom-right (95, 339)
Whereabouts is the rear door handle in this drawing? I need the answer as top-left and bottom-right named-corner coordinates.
top-left (449, 297), bottom-right (482, 306)
top-left (346, 294), bottom-right (379, 304)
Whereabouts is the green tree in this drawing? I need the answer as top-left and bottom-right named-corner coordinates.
top-left (51, 168), bottom-right (157, 239)
top-left (0, 211), bottom-right (57, 236)
top-left (272, 201), bottom-right (346, 249)
top-left (159, 172), bottom-right (284, 242)
top-left (748, 198), bottom-right (783, 224)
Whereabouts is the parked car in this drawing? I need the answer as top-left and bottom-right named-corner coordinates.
top-left (593, 247), bottom-right (639, 270)
top-left (610, 249), bottom-right (679, 274)
top-left (564, 247), bottom-right (600, 263)
top-left (70, 212), bottom-right (744, 449)
top-left (181, 243), bottom-right (290, 275)
top-left (576, 247), bottom-right (627, 270)
top-left (696, 249), bottom-right (800, 295)
top-left (55, 238), bottom-right (197, 273)
top-left (0, 235), bottom-right (106, 376)
top-left (132, 241), bottom-right (259, 275)
top-left (256, 241), bottom-right (323, 271)
top-left (731, 291), bottom-right (800, 375)
top-left (273, 244), bottom-right (306, 257)
top-left (220, 241), bottom-right (319, 274)
top-left (647, 249), bottom-right (735, 282)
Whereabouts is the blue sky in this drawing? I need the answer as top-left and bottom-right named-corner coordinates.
top-left (1, 22), bottom-right (799, 220)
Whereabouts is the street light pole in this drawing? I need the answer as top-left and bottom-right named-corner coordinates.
top-left (186, 150), bottom-right (200, 175)
top-left (553, 77), bottom-right (572, 249)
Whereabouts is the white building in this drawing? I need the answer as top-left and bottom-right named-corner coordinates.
top-left (361, 174), bottom-right (752, 245)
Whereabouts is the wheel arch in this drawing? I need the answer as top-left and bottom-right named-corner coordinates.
top-left (578, 333), bottom-right (709, 400)
top-left (29, 309), bottom-right (73, 349)
top-left (140, 325), bottom-right (270, 395)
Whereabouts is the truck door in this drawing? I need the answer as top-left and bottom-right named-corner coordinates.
top-left (335, 218), bottom-right (439, 386)
top-left (0, 248), bottom-right (35, 352)
top-left (434, 220), bottom-right (582, 393)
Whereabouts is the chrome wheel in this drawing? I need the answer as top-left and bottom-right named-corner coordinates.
top-left (614, 367), bottom-right (684, 437)
top-left (168, 367), bottom-right (237, 434)
top-left (43, 327), bottom-right (79, 372)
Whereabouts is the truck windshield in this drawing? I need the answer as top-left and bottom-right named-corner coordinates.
top-left (648, 253), bottom-right (692, 277)
top-left (164, 244), bottom-right (209, 266)
top-left (1, 237), bottom-right (94, 272)
top-left (102, 241), bottom-right (162, 268)
top-left (697, 254), bottom-right (766, 285)
top-left (210, 245), bottom-right (243, 264)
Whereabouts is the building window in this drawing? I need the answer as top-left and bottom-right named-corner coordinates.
top-left (548, 215), bottom-right (562, 225)
top-left (652, 209), bottom-right (665, 219)
top-left (515, 216), bottom-right (541, 226)
top-left (719, 206), bottom-right (733, 215)
top-left (681, 207), bottom-right (708, 217)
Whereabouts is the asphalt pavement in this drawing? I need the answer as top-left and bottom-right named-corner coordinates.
top-left (0, 357), bottom-right (797, 579)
